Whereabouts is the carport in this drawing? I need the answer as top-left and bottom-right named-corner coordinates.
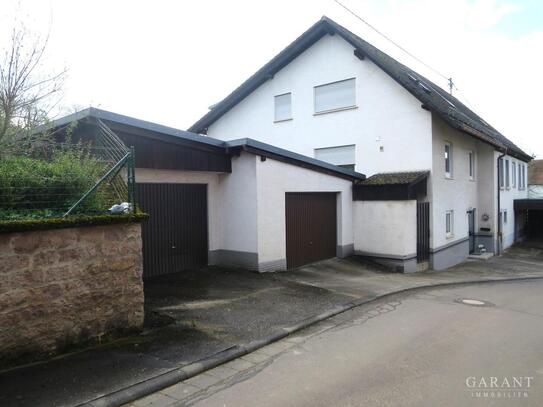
top-left (514, 199), bottom-right (543, 240)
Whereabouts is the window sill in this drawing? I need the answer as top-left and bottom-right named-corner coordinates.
top-left (313, 106), bottom-right (358, 116)
top-left (469, 178), bottom-right (476, 182)
top-left (446, 234), bottom-right (454, 239)
top-left (273, 118), bottom-right (293, 123)
top-left (445, 175), bottom-right (454, 180)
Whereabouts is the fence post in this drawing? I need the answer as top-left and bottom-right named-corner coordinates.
top-left (127, 146), bottom-right (136, 213)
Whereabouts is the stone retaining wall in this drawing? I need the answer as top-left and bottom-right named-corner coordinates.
top-left (0, 222), bottom-right (144, 365)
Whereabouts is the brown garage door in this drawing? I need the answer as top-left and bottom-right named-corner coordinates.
top-left (136, 183), bottom-right (208, 278)
top-left (285, 192), bottom-right (337, 269)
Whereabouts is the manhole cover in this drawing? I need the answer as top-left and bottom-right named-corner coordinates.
top-left (456, 298), bottom-right (493, 307)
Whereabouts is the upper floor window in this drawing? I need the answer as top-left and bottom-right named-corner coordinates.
top-left (274, 93), bottom-right (292, 122)
top-left (512, 162), bottom-right (516, 188)
top-left (314, 144), bottom-right (356, 170)
top-left (468, 151), bottom-right (475, 180)
top-left (314, 78), bottom-right (356, 114)
top-left (499, 158), bottom-right (504, 189)
top-left (445, 142), bottom-right (452, 178)
top-left (505, 159), bottom-right (510, 189)
top-left (446, 210), bottom-right (454, 238)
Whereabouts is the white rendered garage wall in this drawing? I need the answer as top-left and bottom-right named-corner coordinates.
top-left (215, 153), bottom-right (259, 266)
top-left (205, 34), bottom-right (432, 177)
top-left (353, 201), bottom-right (416, 258)
top-left (135, 169), bottom-right (222, 252)
top-left (255, 157), bottom-right (354, 271)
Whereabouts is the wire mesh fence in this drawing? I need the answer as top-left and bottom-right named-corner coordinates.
top-left (0, 119), bottom-right (135, 220)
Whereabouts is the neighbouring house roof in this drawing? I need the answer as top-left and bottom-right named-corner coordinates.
top-left (353, 171), bottom-right (429, 201)
top-left (39, 108), bottom-right (365, 181)
top-left (529, 159), bottom-right (543, 185)
top-left (188, 16), bottom-right (531, 162)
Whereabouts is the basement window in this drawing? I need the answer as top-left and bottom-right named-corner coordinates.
top-left (314, 78), bottom-right (356, 114)
top-left (274, 93), bottom-right (292, 122)
top-left (446, 210), bottom-right (454, 238)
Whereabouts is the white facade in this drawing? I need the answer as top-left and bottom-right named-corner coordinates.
top-left (202, 32), bottom-right (530, 270)
top-left (206, 34), bottom-right (432, 176)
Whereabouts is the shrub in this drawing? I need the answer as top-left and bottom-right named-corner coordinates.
top-left (0, 148), bottom-right (117, 219)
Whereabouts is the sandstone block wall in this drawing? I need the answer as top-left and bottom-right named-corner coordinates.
top-left (0, 222), bottom-right (144, 365)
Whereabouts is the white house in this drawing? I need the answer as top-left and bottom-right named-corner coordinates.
top-left (189, 16), bottom-right (532, 271)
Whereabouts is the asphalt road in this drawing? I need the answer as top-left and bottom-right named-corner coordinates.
top-left (192, 280), bottom-right (543, 407)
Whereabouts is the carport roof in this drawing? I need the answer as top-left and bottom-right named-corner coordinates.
top-left (38, 107), bottom-right (365, 181)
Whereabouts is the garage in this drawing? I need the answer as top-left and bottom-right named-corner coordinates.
top-left (285, 192), bottom-right (337, 269)
top-left (137, 183), bottom-right (208, 278)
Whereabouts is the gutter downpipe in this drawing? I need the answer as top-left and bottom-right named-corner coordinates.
top-left (497, 148), bottom-right (507, 255)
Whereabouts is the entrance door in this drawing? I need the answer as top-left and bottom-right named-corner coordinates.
top-left (416, 202), bottom-right (430, 262)
top-left (285, 192), bottom-right (337, 269)
top-left (136, 183), bottom-right (208, 278)
top-left (468, 209), bottom-right (476, 254)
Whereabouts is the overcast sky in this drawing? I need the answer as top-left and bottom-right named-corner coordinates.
top-left (2, 0), bottom-right (542, 157)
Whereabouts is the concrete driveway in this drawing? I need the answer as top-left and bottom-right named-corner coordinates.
top-left (1, 243), bottom-right (542, 406)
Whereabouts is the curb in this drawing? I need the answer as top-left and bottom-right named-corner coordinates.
top-left (82, 275), bottom-right (543, 407)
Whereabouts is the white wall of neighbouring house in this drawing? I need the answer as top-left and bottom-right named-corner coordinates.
top-left (205, 34), bottom-right (433, 177)
top-left (430, 115), bottom-right (481, 257)
top-left (352, 200), bottom-right (417, 257)
top-left (498, 152), bottom-right (529, 249)
top-left (134, 169), bottom-right (223, 253)
top-left (255, 156), bottom-right (354, 269)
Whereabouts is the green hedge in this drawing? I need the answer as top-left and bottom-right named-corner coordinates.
top-left (0, 149), bottom-right (115, 218)
top-left (0, 212), bottom-right (149, 234)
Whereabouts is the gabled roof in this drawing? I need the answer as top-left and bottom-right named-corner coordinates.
top-left (188, 16), bottom-right (531, 162)
top-left (39, 108), bottom-right (365, 181)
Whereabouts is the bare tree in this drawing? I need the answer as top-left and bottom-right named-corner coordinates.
top-left (0, 23), bottom-right (67, 144)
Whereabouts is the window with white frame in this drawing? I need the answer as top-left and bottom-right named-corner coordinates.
top-left (505, 159), bottom-right (510, 189)
top-left (314, 145), bottom-right (356, 170)
top-left (501, 209), bottom-right (508, 225)
top-left (499, 158), bottom-right (504, 189)
top-left (468, 151), bottom-right (475, 180)
top-left (519, 163), bottom-right (523, 189)
top-left (512, 162), bottom-right (516, 188)
top-left (274, 93), bottom-right (292, 122)
top-left (445, 142), bottom-right (452, 178)
top-left (314, 78), bottom-right (356, 113)
top-left (446, 210), bottom-right (454, 238)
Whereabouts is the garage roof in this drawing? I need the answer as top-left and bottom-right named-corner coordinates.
top-left (188, 16), bottom-right (531, 162)
top-left (39, 108), bottom-right (365, 181)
